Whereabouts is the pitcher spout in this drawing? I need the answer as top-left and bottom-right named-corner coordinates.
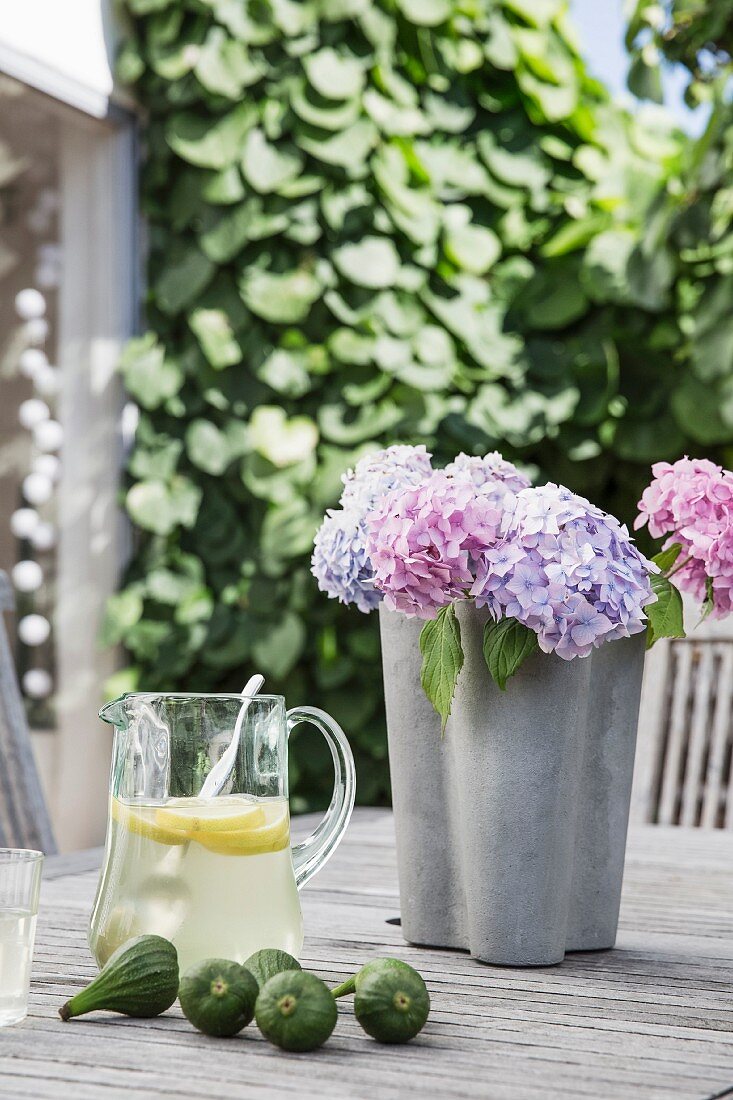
top-left (99, 696), bottom-right (128, 729)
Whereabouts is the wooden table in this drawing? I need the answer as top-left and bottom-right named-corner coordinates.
top-left (3, 809), bottom-right (733, 1100)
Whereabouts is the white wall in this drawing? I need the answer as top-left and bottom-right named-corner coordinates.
top-left (0, 0), bottom-right (126, 118)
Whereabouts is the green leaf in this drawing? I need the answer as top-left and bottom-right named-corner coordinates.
top-left (318, 400), bottom-right (403, 444)
top-left (250, 406), bottom-right (319, 467)
top-left (189, 309), bottom-right (241, 368)
top-left (252, 612), bottom-right (306, 678)
top-left (397, 0), bottom-right (451, 26)
top-left (482, 618), bottom-right (538, 691)
top-left (260, 499), bottom-right (320, 564)
top-left (127, 0), bottom-right (171, 11)
top-left (290, 82), bottom-right (361, 131)
top-left (101, 590), bottom-right (144, 647)
top-left (303, 47), bottom-right (365, 100)
top-left (126, 478), bottom-right (202, 536)
top-left (185, 419), bottom-right (232, 475)
top-left (194, 28), bottom-right (265, 97)
top-left (523, 276), bottom-right (588, 331)
top-left (166, 104), bottom-right (257, 169)
top-left (701, 576), bottom-right (716, 622)
top-left (333, 237), bottom-right (401, 289)
top-left (646, 574), bottom-right (685, 649)
top-left (671, 378), bottom-right (733, 446)
top-left (241, 129), bottom-right (303, 193)
top-left (651, 543), bottom-right (682, 574)
top-left (444, 224), bottom-right (501, 275)
top-left (581, 230), bottom-right (636, 305)
top-left (419, 604), bottom-right (464, 734)
top-left (627, 54), bottom-right (664, 104)
top-left (257, 349), bottom-right (312, 397)
top-left (119, 334), bottom-right (182, 409)
top-left (154, 243), bottom-right (215, 315)
top-left (296, 119), bottom-right (378, 169)
top-left (239, 267), bottom-right (322, 323)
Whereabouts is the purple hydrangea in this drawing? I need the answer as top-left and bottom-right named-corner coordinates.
top-left (311, 508), bottom-right (381, 614)
top-left (365, 471), bottom-right (510, 618)
top-left (472, 484), bottom-right (656, 659)
top-left (340, 444), bottom-right (433, 511)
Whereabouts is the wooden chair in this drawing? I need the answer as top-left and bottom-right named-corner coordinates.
top-left (0, 571), bottom-right (56, 853)
top-left (632, 595), bottom-right (733, 829)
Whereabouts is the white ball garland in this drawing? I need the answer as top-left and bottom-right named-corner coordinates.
top-left (31, 454), bottom-right (60, 481)
top-left (18, 348), bottom-right (48, 380)
top-left (11, 560), bottom-right (43, 593)
top-left (14, 288), bottom-right (46, 320)
top-left (24, 318), bottom-right (49, 344)
top-left (30, 522), bottom-right (56, 551)
top-left (18, 614), bottom-right (51, 646)
top-left (13, 281), bottom-right (58, 703)
top-left (33, 364), bottom-right (59, 397)
top-left (18, 398), bottom-right (50, 430)
top-left (22, 669), bottom-right (53, 699)
top-left (22, 473), bottom-right (54, 506)
top-left (33, 419), bottom-right (63, 453)
top-left (10, 508), bottom-right (40, 539)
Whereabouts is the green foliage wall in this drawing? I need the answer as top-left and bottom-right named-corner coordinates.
top-left (113, 0), bottom-right (733, 809)
top-left (627, 1), bottom-right (733, 454)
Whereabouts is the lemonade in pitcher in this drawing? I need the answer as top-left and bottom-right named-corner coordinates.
top-left (89, 794), bottom-right (302, 972)
top-left (90, 693), bottom-right (355, 973)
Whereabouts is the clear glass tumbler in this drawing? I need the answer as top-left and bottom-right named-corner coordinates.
top-left (0, 849), bottom-right (43, 1026)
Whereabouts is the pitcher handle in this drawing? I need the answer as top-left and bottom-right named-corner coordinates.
top-left (287, 706), bottom-right (356, 890)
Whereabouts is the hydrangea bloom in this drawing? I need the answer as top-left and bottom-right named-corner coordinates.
top-left (312, 445), bottom-right (433, 614)
top-left (444, 451), bottom-right (531, 501)
top-left (311, 508), bottom-right (381, 614)
top-left (636, 457), bottom-right (733, 616)
top-left (340, 444), bottom-right (433, 512)
top-left (365, 471), bottom-right (510, 618)
top-left (473, 484), bottom-right (656, 659)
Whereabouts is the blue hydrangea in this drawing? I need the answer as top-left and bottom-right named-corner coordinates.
top-left (311, 508), bottom-right (381, 614)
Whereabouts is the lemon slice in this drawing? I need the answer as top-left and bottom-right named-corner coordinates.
top-left (155, 796), bottom-right (266, 836)
top-left (193, 803), bottom-right (290, 856)
top-left (112, 798), bottom-right (189, 846)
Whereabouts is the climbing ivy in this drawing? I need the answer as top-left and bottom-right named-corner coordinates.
top-left (111, 0), bottom-right (730, 809)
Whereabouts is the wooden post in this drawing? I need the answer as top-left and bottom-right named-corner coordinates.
top-left (51, 112), bottom-right (136, 850)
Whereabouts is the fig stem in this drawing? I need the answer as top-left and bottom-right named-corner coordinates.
top-left (331, 975), bottom-right (357, 999)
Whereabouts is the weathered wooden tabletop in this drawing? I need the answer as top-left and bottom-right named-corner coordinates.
top-left (2, 808), bottom-right (733, 1100)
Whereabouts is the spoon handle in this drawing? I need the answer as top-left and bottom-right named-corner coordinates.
top-left (198, 674), bottom-right (264, 798)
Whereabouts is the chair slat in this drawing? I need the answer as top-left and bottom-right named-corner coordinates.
top-left (679, 643), bottom-right (715, 827)
top-left (700, 645), bottom-right (733, 828)
top-left (632, 642), bottom-right (673, 825)
top-left (657, 644), bottom-right (693, 825)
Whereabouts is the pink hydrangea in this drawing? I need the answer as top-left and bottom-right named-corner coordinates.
top-left (365, 471), bottom-right (508, 618)
top-left (635, 457), bottom-right (733, 617)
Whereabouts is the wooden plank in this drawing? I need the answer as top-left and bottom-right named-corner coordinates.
top-left (4, 812), bottom-right (733, 1100)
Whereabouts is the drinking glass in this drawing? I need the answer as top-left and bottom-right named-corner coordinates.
top-left (0, 849), bottom-right (43, 1026)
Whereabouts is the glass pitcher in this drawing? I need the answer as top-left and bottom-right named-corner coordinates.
top-left (89, 693), bottom-right (355, 972)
